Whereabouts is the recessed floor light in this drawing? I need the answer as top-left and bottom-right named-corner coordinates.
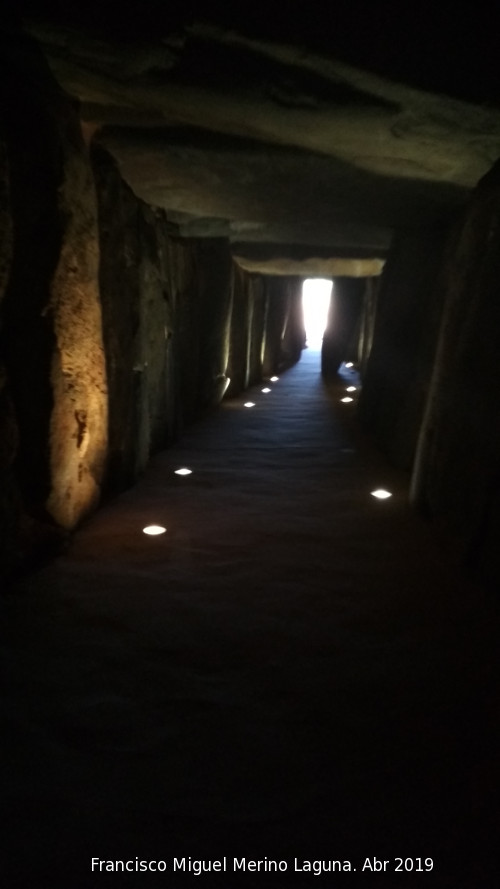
top-left (174, 468), bottom-right (192, 476)
top-left (371, 489), bottom-right (392, 500)
top-left (244, 402), bottom-right (255, 408)
top-left (143, 525), bottom-right (167, 535)
top-left (341, 396), bottom-right (354, 403)
top-left (261, 387), bottom-right (271, 393)
top-left (346, 386), bottom-right (357, 392)
top-left (345, 361), bottom-right (354, 368)
top-left (270, 376), bottom-right (279, 382)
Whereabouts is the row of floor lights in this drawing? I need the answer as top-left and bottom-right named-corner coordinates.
top-left (142, 369), bottom-right (391, 534)
top-left (341, 362), bottom-right (356, 403)
top-left (244, 375), bottom-right (279, 408)
top-left (339, 363), bottom-right (393, 501)
top-left (143, 467), bottom-right (193, 535)
top-left (143, 378), bottom-right (281, 533)
top-left (340, 362), bottom-right (357, 405)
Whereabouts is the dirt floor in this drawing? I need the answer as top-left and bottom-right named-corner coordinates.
top-left (1, 350), bottom-right (499, 888)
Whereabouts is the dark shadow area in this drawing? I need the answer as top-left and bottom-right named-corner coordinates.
top-left (2, 351), bottom-right (498, 887)
top-left (19, 1), bottom-right (500, 105)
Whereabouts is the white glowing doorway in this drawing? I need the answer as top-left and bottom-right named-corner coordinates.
top-left (302, 278), bottom-right (332, 349)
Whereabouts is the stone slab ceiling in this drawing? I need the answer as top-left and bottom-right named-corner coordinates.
top-left (24, 8), bottom-right (500, 274)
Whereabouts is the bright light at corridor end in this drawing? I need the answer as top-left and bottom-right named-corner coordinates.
top-left (371, 489), bottom-right (392, 500)
top-left (302, 278), bottom-right (332, 348)
top-left (174, 467), bottom-right (192, 476)
top-left (143, 525), bottom-right (167, 535)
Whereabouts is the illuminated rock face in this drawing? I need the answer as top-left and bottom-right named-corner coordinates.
top-left (46, 119), bottom-right (108, 529)
top-left (0, 34), bottom-right (297, 577)
top-left (1, 40), bottom-right (108, 535)
top-left (1, 48), bottom-right (119, 555)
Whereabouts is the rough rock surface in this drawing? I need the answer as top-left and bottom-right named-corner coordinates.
top-left (321, 278), bottom-right (365, 377)
top-left (1, 35), bottom-right (107, 535)
top-left (262, 277), bottom-right (304, 377)
top-left (24, 19), bottom-right (500, 271)
top-left (358, 230), bottom-right (449, 469)
top-left (3, 6), bottom-right (500, 590)
top-left (411, 162), bottom-right (500, 588)
top-left (0, 31), bottom-right (298, 576)
top-left (46, 113), bottom-right (108, 529)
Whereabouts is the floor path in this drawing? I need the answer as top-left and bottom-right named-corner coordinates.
top-left (2, 350), bottom-right (499, 888)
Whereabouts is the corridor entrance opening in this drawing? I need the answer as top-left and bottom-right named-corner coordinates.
top-left (302, 278), bottom-right (332, 349)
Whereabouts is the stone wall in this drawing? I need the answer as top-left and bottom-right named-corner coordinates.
top-left (1, 31), bottom-right (107, 573)
top-left (321, 277), bottom-right (365, 378)
top-left (248, 275), bottom-right (267, 384)
top-left (224, 260), bottom-right (250, 398)
top-left (358, 230), bottom-right (448, 469)
top-left (0, 138), bottom-right (19, 574)
top-left (410, 163), bottom-right (500, 589)
top-left (46, 114), bottom-right (108, 530)
top-left (92, 148), bottom-right (239, 490)
top-left (262, 276), bottom-right (305, 377)
top-left (93, 146), bottom-right (294, 494)
top-left (356, 276), bottom-right (379, 378)
top-left (195, 240), bottom-right (234, 412)
top-left (0, 35), bottom-right (299, 579)
top-left (280, 277), bottom-right (306, 368)
top-left (355, 179), bottom-right (500, 590)
top-left (1, 36), bottom-right (61, 534)
top-left (90, 144), bottom-right (297, 502)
